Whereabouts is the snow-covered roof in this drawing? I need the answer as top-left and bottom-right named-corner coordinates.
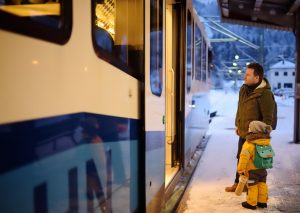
top-left (270, 60), bottom-right (295, 69)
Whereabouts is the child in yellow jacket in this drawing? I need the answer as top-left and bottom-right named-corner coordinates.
top-left (237, 120), bottom-right (273, 210)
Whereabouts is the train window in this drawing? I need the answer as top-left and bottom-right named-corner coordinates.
top-left (186, 10), bottom-right (192, 93)
top-left (150, 0), bottom-right (163, 96)
top-left (195, 25), bottom-right (202, 81)
top-left (202, 41), bottom-right (207, 82)
top-left (0, 0), bottom-right (72, 44)
top-left (191, 21), bottom-right (195, 80)
top-left (92, 0), bottom-right (144, 80)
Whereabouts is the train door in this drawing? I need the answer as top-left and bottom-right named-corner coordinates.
top-left (165, 2), bottom-right (181, 187)
top-left (144, 0), bottom-right (165, 212)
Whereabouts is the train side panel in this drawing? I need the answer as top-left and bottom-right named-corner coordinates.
top-left (0, 1), bottom-right (142, 212)
top-left (184, 5), bottom-right (211, 167)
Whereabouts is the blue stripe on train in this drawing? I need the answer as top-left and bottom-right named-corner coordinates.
top-left (0, 112), bottom-right (140, 174)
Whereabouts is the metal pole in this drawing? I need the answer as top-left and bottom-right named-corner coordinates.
top-left (294, 10), bottom-right (300, 143)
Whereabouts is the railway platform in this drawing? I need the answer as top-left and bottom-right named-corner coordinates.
top-left (176, 89), bottom-right (300, 212)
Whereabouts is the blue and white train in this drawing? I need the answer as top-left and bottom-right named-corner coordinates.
top-left (0, 0), bottom-right (212, 212)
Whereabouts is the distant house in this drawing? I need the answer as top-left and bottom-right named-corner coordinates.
top-left (267, 60), bottom-right (295, 90)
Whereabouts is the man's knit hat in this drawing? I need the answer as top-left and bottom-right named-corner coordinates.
top-left (249, 121), bottom-right (272, 134)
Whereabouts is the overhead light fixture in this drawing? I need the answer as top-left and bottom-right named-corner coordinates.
top-left (222, 8), bottom-right (229, 17)
top-left (269, 9), bottom-right (276, 15)
top-left (251, 16), bottom-right (258, 21)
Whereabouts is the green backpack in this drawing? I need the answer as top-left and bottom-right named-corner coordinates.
top-left (254, 145), bottom-right (275, 169)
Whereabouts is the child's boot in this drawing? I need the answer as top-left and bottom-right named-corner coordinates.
top-left (242, 201), bottom-right (256, 210)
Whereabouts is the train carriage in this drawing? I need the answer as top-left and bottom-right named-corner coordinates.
top-left (0, 0), bottom-right (212, 212)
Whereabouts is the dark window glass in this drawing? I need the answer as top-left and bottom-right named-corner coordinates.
top-left (0, 0), bottom-right (72, 44)
top-left (293, 72), bottom-right (295, 76)
top-left (202, 41), bottom-right (207, 82)
top-left (284, 83), bottom-right (292, 88)
top-left (278, 83), bottom-right (281, 88)
top-left (149, 0), bottom-right (163, 96)
top-left (92, 0), bottom-right (144, 80)
top-left (284, 72), bottom-right (288, 76)
top-left (186, 10), bottom-right (192, 92)
top-left (191, 22), bottom-right (195, 80)
top-left (195, 25), bottom-right (202, 80)
top-left (275, 72), bottom-right (279, 76)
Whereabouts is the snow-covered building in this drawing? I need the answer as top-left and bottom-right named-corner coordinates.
top-left (267, 60), bottom-right (295, 90)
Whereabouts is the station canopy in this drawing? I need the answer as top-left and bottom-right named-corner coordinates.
top-left (217, 0), bottom-right (300, 31)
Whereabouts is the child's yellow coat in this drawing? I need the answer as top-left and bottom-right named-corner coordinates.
top-left (237, 138), bottom-right (271, 176)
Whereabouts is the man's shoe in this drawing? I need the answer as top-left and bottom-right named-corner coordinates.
top-left (242, 202), bottom-right (256, 210)
top-left (225, 183), bottom-right (238, 192)
top-left (257, 202), bottom-right (267, 208)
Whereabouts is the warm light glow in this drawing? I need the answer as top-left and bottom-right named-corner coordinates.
top-left (233, 62), bottom-right (237, 66)
top-left (238, 70), bottom-right (242, 74)
top-left (95, 1), bottom-right (115, 40)
top-left (235, 55), bottom-right (239, 60)
top-left (229, 70), bottom-right (232, 73)
top-left (32, 60), bottom-right (39, 65)
top-left (0, 3), bottom-right (60, 17)
top-left (246, 62), bottom-right (250, 66)
top-left (84, 66), bottom-right (88, 71)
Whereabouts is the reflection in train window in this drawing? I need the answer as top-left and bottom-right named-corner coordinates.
top-left (92, 0), bottom-right (144, 80)
top-left (195, 25), bottom-right (202, 81)
top-left (186, 10), bottom-right (192, 92)
top-left (202, 41), bottom-right (207, 82)
top-left (150, 0), bottom-right (163, 96)
top-left (0, 0), bottom-right (72, 44)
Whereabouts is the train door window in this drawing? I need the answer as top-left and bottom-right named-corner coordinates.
top-left (150, 0), bottom-right (163, 96)
top-left (202, 40), bottom-right (207, 82)
top-left (92, 0), bottom-right (144, 80)
top-left (195, 25), bottom-right (202, 81)
top-left (0, 0), bottom-right (72, 44)
top-left (186, 10), bottom-right (192, 92)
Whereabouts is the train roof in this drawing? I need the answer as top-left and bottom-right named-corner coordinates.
top-left (217, 0), bottom-right (299, 31)
top-left (193, 8), bottom-right (213, 49)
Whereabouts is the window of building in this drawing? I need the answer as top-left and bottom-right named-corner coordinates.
top-left (284, 72), bottom-right (288, 76)
top-left (0, 0), bottom-right (72, 44)
top-left (284, 83), bottom-right (293, 88)
top-left (92, 0), bottom-right (144, 80)
top-left (275, 72), bottom-right (279, 76)
top-left (293, 72), bottom-right (295, 76)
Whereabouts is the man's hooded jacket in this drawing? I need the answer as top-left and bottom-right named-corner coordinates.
top-left (235, 78), bottom-right (275, 138)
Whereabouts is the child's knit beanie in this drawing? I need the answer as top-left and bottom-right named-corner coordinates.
top-left (249, 121), bottom-right (272, 134)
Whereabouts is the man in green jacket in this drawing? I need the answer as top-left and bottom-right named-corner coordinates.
top-left (225, 63), bottom-right (275, 192)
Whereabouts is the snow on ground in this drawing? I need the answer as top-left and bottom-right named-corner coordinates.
top-left (178, 89), bottom-right (300, 213)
